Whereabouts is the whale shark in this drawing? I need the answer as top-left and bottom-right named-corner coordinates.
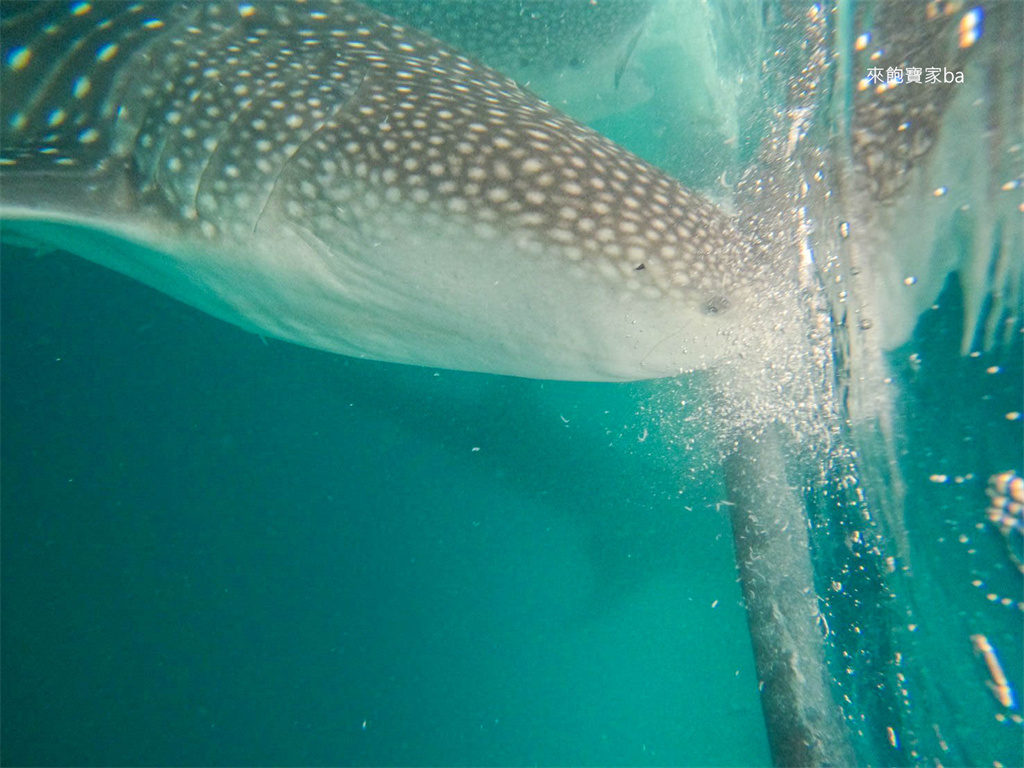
top-left (1, 2), bottom-right (1020, 767)
top-left (1, 0), bottom-right (784, 384)
top-left (0, 2), bottom-right (829, 764)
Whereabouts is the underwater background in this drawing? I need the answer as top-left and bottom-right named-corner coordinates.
top-left (2, 1), bottom-right (1022, 766)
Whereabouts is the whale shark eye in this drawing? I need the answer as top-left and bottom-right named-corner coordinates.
top-left (702, 296), bottom-right (731, 315)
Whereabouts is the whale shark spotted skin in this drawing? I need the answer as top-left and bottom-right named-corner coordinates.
top-left (0, 0), bottom-right (774, 382)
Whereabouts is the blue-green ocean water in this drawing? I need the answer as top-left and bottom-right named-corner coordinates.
top-left (4, 235), bottom-right (1021, 767)
top-left (2, 1), bottom-right (1022, 767)
top-left (3, 224), bottom-right (1022, 768)
top-left (1, 247), bottom-right (770, 766)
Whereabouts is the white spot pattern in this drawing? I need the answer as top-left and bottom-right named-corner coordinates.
top-left (0, 0), bottom-right (753, 307)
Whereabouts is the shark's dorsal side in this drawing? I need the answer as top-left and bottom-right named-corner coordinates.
top-left (0, 0), bottom-right (774, 382)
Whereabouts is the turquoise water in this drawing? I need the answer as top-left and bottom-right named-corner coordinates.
top-left (2, 1), bottom-right (1022, 766)
top-left (883, 275), bottom-right (1023, 767)
top-left (2, 249), bottom-right (770, 766)
top-left (4, 235), bottom-right (1019, 768)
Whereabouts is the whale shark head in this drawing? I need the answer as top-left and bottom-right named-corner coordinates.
top-left (0, 0), bottom-right (785, 382)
